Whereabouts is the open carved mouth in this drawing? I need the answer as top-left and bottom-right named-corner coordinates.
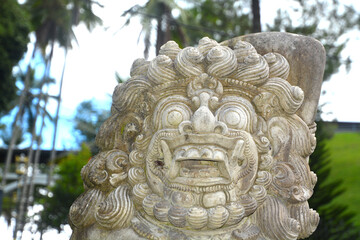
top-left (155, 136), bottom-right (246, 187)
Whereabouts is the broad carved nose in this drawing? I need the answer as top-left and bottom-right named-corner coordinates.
top-left (191, 92), bottom-right (216, 133)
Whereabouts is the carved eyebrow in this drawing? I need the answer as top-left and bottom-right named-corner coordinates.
top-left (219, 96), bottom-right (256, 112)
top-left (154, 96), bottom-right (192, 113)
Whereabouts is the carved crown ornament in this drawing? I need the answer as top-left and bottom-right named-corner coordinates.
top-left (69, 32), bottom-right (326, 240)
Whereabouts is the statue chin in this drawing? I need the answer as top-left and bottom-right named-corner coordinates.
top-left (69, 33), bottom-right (325, 240)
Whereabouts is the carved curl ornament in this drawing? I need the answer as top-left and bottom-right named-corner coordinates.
top-left (69, 34), bottom-right (324, 240)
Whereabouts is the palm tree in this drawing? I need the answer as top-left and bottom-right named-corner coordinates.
top-left (47, 0), bottom-right (102, 193)
top-left (4, 1), bottom-right (102, 238)
top-left (122, 0), bottom-right (187, 59)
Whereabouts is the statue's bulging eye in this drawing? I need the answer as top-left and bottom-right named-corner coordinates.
top-left (167, 110), bottom-right (183, 127)
top-left (153, 96), bottom-right (192, 130)
top-left (224, 110), bottom-right (241, 126)
top-left (216, 102), bottom-right (251, 131)
top-left (222, 108), bottom-right (247, 129)
top-left (160, 105), bottom-right (191, 129)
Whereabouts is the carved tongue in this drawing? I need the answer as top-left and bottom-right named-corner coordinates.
top-left (180, 160), bottom-right (221, 178)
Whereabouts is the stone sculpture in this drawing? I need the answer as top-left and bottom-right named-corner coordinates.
top-left (69, 32), bottom-right (326, 240)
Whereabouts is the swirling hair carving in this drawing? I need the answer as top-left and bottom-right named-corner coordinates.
top-left (70, 34), bottom-right (324, 240)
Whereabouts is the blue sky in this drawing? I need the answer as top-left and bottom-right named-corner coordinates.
top-left (2, 0), bottom-right (360, 153)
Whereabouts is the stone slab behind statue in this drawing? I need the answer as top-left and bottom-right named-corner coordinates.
top-left (69, 32), bottom-right (325, 240)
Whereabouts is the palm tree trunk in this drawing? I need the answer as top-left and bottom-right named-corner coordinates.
top-left (156, 2), bottom-right (166, 55)
top-left (251, 0), bottom-right (261, 33)
top-left (15, 41), bottom-right (54, 238)
top-left (1, 46), bottom-right (37, 189)
top-left (27, 91), bottom-right (49, 207)
top-left (47, 49), bottom-right (68, 188)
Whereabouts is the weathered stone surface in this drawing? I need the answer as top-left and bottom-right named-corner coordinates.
top-left (221, 32), bottom-right (326, 125)
top-left (69, 32), bottom-right (324, 240)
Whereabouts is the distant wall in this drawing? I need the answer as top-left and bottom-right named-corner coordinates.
top-left (325, 121), bottom-right (360, 132)
top-left (0, 149), bottom-right (74, 164)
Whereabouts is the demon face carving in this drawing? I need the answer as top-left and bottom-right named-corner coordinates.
top-left (69, 36), bottom-right (321, 240)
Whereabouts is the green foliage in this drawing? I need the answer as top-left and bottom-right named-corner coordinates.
top-left (25, 0), bottom-right (102, 51)
top-left (1, 193), bottom-right (17, 226)
top-left (0, 67), bottom-right (55, 146)
top-left (324, 132), bottom-right (360, 227)
top-left (184, 0), bottom-right (252, 45)
top-left (122, 0), bottom-right (185, 58)
top-left (267, 0), bottom-right (360, 81)
top-left (0, 0), bottom-right (30, 115)
top-left (306, 122), bottom-right (360, 239)
top-left (37, 144), bottom-right (91, 232)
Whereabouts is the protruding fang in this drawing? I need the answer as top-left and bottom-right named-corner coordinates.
top-left (161, 140), bottom-right (172, 167)
top-left (232, 139), bottom-right (245, 161)
top-left (168, 161), bottom-right (179, 180)
top-left (161, 140), bottom-right (178, 179)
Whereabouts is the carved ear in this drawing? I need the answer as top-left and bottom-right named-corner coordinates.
top-left (221, 32), bottom-right (326, 126)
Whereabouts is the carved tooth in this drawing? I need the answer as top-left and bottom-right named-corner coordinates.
top-left (160, 140), bottom-right (178, 180)
top-left (142, 194), bottom-right (162, 216)
top-left (218, 161), bottom-right (231, 181)
top-left (153, 200), bottom-right (171, 222)
top-left (201, 148), bottom-right (213, 159)
top-left (171, 191), bottom-right (195, 208)
top-left (203, 191), bottom-right (226, 208)
top-left (168, 205), bottom-right (188, 228)
top-left (185, 148), bottom-right (200, 158)
top-left (187, 207), bottom-right (208, 229)
top-left (174, 149), bottom-right (185, 160)
top-left (168, 162), bottom-right (179, 180)
top-left (207, 206), bottom-right (229, 229)
top-left (213, 150), bottom-right (225, 161)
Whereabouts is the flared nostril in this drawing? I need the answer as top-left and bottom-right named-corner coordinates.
top-left (214, 121), bottom-right (228, 135)
top-left (179, 121), bottom-right (193, 134)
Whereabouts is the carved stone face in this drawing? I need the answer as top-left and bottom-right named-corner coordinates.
top-left (69, 36), bottom-right (322, 240)
top-left (144, 74), bottom-right (261, 226)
